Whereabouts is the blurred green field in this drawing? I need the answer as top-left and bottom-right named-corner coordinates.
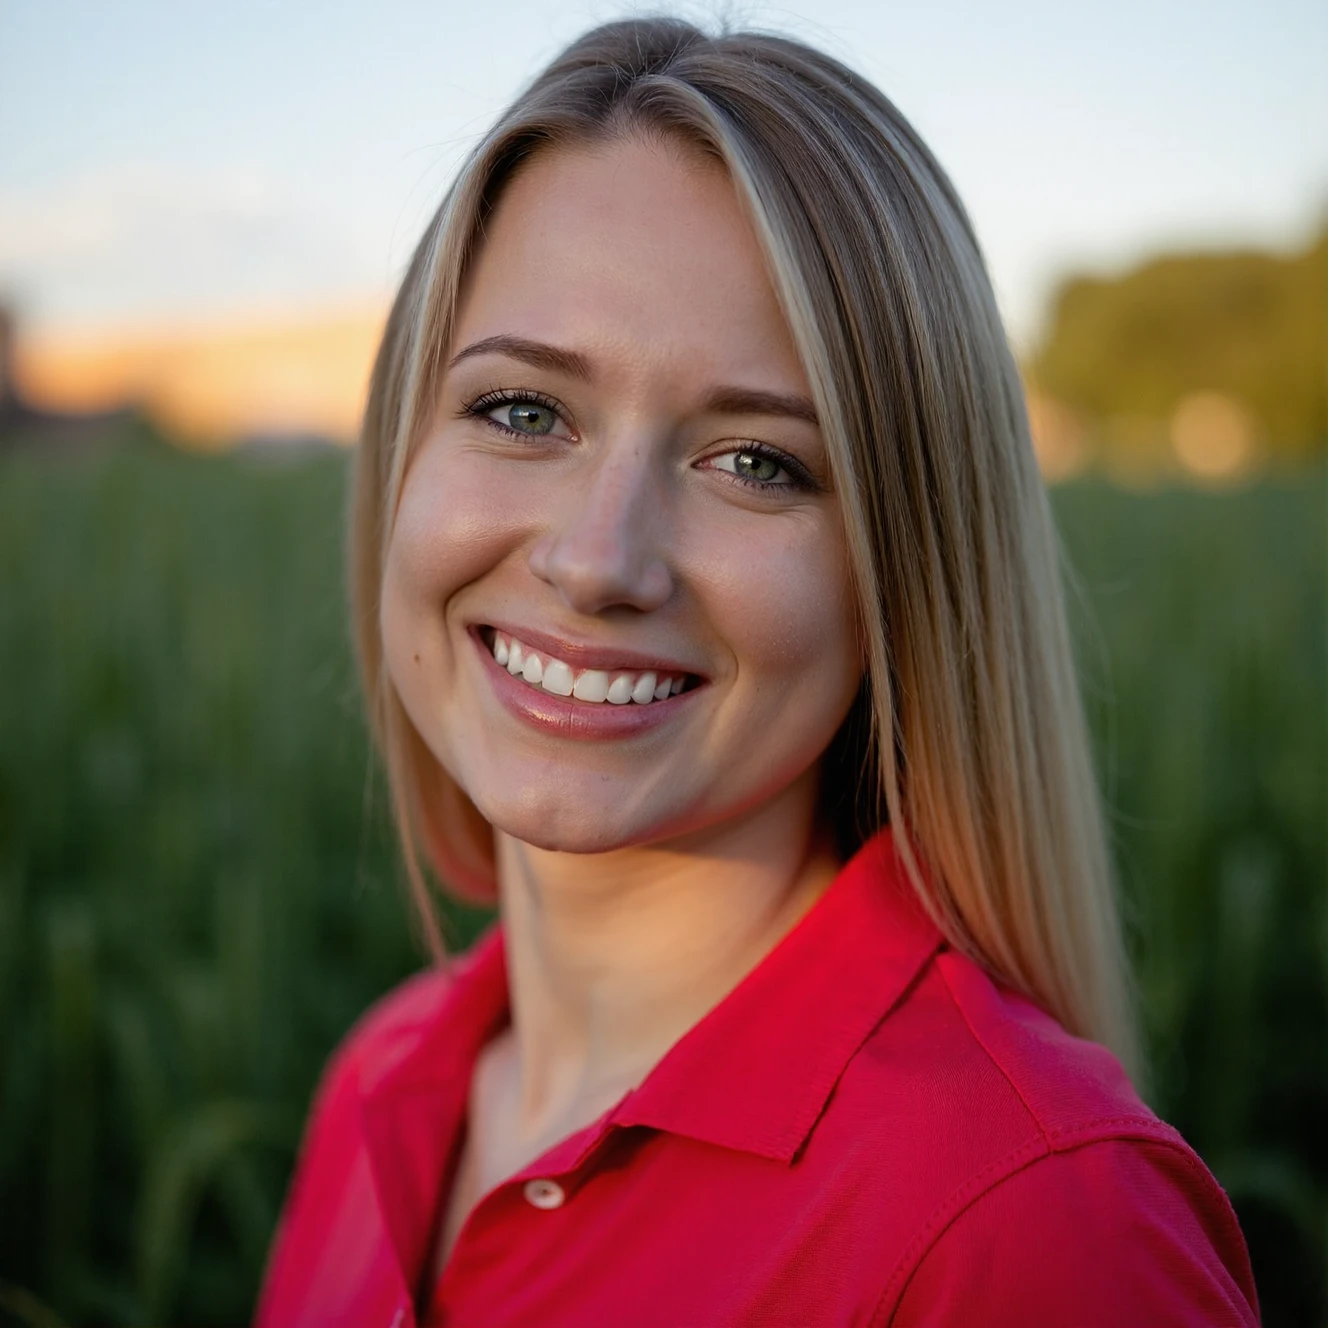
top-left (0, 425), bottom-right (1323, 1327)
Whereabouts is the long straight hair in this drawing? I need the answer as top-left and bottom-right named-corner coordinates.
top-left (349, 18), bottom-right (1142, 1084)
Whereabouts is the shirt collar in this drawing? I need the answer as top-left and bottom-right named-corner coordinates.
top-left (363, 827), bottom-right (943, 1168)
top-left (610, 827), bottom-right (944, 1161)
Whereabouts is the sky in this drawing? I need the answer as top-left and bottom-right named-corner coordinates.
top-left (1, 0), bottom-right (1324, 351)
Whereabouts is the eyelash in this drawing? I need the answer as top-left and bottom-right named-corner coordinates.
top-left (463, 387), bottom-right (566, 436)
top-left (459, 388), bottom-right (819, 493)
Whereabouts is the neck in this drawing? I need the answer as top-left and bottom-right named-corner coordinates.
top-left (492, 766), bottom-right (840, 1141)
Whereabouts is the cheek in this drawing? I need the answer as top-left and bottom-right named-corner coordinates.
top-left (697, 514), bottom-right (860, 700)
top-left (387, 446), bottom-right (518, 602)
top-left (380, 446), bottom-right (525, 710)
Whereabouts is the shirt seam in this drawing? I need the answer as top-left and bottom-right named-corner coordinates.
top-left (929, 960), bottom-right (1168, 1149)
top-left (868, 1135), bottom-right (1050, 1325)
top-left (866, 958), bottom-right (1055, 1318)
top-left (933, 958), bottom-right (1054, 1146)
top-left (869, 1132), bottom-right (1233, 1328)
top-left (866, 961), bottom-right (1173, 1326)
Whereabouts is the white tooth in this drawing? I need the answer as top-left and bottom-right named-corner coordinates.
top-left (631, 672), bottom-right (657, 704)
top-left (541, 658), bottom-right (575, 696)
top-left (493, 634), bottom-right (509, 666)
top-left (606, 674), bottom-right (635, 705)
top-left (522, 652), bottom-right (544, 684)
top-left (508, 640), bottom-right (524, 674)
top-left (653, 676), bottom-right (672, 700)
top-left (573, 669), bottom-right (610, 702)
top-left (670, 676), bottom-right (684, 695)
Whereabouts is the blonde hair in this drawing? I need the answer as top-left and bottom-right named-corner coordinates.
top-left (350, 18), bottom-right (1142, 1083)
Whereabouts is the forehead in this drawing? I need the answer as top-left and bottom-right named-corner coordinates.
top-left (451, 136), bottom-right (808, 393)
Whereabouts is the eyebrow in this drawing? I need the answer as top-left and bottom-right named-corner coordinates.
top-left (700, 386), bottom-right (819, 426)
top-left (447, 334), bottom-right (592, 380)
top-left (447, 334), bottom-right (819, 425)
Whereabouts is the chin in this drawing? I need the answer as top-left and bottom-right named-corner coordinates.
top-left (470, 775), bottom-right (714, 857)
top-left (470, 785), bottom-right (648, 856)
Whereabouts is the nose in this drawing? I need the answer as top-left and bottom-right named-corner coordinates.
top-left (527, 438), bottom-right (675, 616)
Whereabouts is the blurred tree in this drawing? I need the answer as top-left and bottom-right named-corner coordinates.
top-left (1029, 226), bottom-right (1327, 468)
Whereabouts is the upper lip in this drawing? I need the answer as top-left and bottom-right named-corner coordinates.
top-left (475, 621), bottom-right (707, 678)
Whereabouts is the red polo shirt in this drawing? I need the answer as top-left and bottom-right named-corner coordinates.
top-left (253, 830), bottom-right (1260, 1327)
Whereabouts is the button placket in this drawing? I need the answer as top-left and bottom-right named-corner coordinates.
top-left (512, 1111), bottom-right (626, 1215)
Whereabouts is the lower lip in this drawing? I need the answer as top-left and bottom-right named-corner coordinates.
top-left (470, 627), bottom-right (703, 741)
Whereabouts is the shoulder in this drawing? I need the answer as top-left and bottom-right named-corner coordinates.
top-left (930, 947), bottom-right (1159, 1136)
top-left (254, 935), bottom-right (495, 1322)
top-left (842, 945), bottom-right (1173, 1190)
top-left (882, 1137), bottom-right (1260, 1326)
top-left (275, 963), bottom-right (457, 1188)
top-left (842, 948), bottom-right (1260, 1325)
top-left (313, 924), bottom-right (501, 1102)
top-left (321, 964), bottom-right (456, 1091)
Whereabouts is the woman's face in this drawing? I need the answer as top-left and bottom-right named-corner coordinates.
top-left (381, 135), bottom-right (863, 854)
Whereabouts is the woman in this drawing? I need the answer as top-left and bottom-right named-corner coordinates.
top-left (255, 18), bottom-right (1260, 1327)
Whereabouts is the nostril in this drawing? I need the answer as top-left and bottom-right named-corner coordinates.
top-left (528, 521), bottom-right (675, 617)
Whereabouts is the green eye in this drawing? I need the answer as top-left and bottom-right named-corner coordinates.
top-left (706, 447), bottom-right (805, 489)
top-left (504, 402), bottom-right (557, 435)
top-left (732, 451), bottom-right (781, 483)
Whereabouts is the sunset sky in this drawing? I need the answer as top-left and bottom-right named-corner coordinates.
top-left (2, 0), bottom-right (1323, 438)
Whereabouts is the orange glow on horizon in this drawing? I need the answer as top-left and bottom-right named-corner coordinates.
top-left (12, 301), bottom-right (389, 446)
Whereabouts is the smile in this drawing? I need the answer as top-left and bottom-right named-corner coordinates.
top-left (472, 624), bottom-right (705, 741)
top-left (483, 628), bottom-right (693, 705)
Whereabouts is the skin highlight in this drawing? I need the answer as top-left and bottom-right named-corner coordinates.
top-left (378, 136), bottom-right (864, 1273)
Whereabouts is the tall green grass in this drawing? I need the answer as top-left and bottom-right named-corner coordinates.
top-left (0, 426), bottom-right (1322, 1326)
top-left (1054, 476), bottom-right (1326, 1323)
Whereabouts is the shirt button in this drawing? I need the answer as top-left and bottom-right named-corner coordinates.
top-left (523, 1177), bottom-right (566, 1210)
